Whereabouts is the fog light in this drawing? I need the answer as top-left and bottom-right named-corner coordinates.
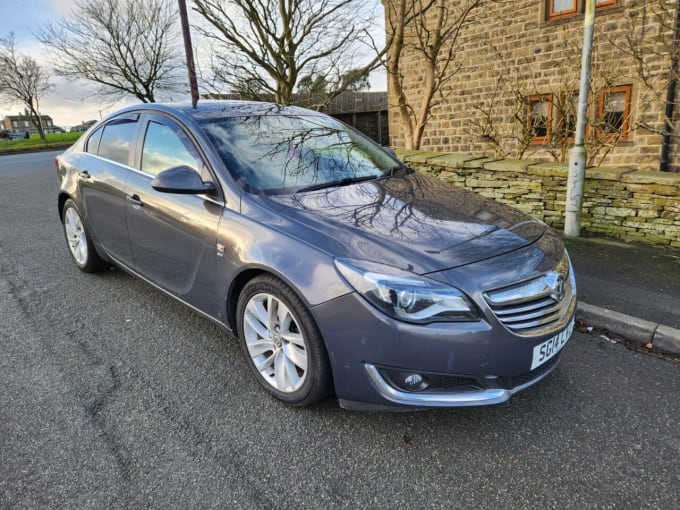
top-left (378, 367), bottom-right (432, 392)
top-left (404, 373), bottom-right (428, 391)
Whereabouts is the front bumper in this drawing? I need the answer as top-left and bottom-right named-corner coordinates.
top-left (312, 279), bottom-right (576, 411)
top-left (359, 348), bottom-right (565, 409)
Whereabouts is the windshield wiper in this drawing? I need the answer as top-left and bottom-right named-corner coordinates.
top-left (295, 175), bottom-right (379, 193)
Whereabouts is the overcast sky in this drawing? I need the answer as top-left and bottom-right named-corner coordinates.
top-left (0, 0), bottom-right (136, 127)
top-left (0, 0), bottom-right (386, 129)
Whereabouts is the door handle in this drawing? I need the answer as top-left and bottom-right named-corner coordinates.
top-left (126, 194), bottom-right (143, 207)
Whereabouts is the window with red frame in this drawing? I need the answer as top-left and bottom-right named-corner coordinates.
top-left (546, 0), bottom-right (618, 21)
top-left (547, 0), bottom-right (577, 19)
top-left (527, 95), bottom-right (553, 143)
top-left (598, 85), bottom-right (632, 139)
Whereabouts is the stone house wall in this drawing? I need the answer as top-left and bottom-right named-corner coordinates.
top-left (387, 0), bottom-right (680, 171)
top-left (397, 149), bottom-right (680, 247)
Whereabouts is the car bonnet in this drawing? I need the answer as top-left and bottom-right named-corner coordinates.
top-left (260, 171), bottom-right (547, 274)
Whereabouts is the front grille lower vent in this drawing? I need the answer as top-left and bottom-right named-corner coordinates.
top-left (484, 270), bottom-right (574, 335)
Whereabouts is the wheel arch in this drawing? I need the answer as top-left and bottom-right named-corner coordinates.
top-left (226, 265), bottom-right (329, 336)
top-left (226, 268), bottom-right (268, 335)
top-left (226, 258), bottom-right (350, 335)
top-left (57, 192), bottom-right (71, 222)
top-left (231, 268), bottom-right (334, 406)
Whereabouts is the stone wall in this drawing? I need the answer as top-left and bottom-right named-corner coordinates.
top-left (396, 149), bottom-right (680, 247)
top-left (386, 0), bottom-right (678, 171)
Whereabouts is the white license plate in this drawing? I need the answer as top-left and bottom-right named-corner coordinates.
top-left (530, 319), bottom-right (575, 370)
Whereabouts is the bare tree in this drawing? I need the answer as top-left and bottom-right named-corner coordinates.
top-left (614, 0), bottom-right (680, 170)
top-left (464, 31), bottom-right (635, 166)
top-left (37, 0), bottom-right (183, 103)
top-left (193, 0), bottom-right (384, 109)
top-left (384, 0), bottom-right (487, 150)
top-left (0, 33), bottom-right (51, 142)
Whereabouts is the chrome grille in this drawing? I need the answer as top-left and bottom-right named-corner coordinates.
top-left (483, 259), bottom-right (575, 336)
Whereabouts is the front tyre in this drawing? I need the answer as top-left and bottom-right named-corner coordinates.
top-left (236, 275), bottom-right (331, 406)
top-left (61, 199), bottom-right (106, 273)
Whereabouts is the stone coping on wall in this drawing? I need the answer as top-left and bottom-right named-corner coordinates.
top-left (394, 149), bottom-right (680, 247)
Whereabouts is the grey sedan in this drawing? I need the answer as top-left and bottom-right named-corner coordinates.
top-left (56, 101), bottom-right (576, 410)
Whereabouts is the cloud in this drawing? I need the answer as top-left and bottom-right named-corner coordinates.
top-left (44, 0), bottom-right (78, 16)
top-left (0, 0), bottom-right (109, 126)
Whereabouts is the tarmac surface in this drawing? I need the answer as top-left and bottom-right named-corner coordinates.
top-left (564, 235), bottom-right (680, 354)
top-left (1, 150), bottom-right (679, 509)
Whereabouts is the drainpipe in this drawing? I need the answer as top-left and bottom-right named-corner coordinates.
top-left (565, 0), bottom-right (596, 237)
top-left (659, 0), bottom-right (680, 172)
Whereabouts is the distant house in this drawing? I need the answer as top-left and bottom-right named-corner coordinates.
top-left (70, 120), bottom-right (97, 133)
top-left (1, 113), bottom-right (57, 134)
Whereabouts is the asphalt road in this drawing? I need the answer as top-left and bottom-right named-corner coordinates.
top-left (1, 151), bottom-right (679, 509)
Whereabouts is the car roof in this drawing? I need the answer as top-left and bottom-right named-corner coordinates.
top-left (122, 100), bottom-right (324, 121)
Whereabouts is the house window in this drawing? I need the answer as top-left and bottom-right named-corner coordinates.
top-left (598, 85), bottom-right (632, 139)
top-left (527, 95), bottom-right (553, 143)
top-left (546, 0), bottom-right (618, 20)
top-left (547, 0), bottom-right (577, 19)
top-left (12, 120), bottom-right (18, 128)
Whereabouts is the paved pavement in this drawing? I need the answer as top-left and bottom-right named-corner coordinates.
top-left (565, 236), bottom-right (680, 355)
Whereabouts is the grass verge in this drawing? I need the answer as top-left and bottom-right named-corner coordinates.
top-left (0, 132), bottom-right (82, 154)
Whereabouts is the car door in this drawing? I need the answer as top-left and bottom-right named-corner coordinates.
top-left (79, 114), bottom-right (140, 266)
top-left (125, 114), bottom-right (223, 316)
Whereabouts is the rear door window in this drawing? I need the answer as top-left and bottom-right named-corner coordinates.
top-left (98, 116), bottom-right (139, 166)
top-left (86, 126), bottom-right (103, 154)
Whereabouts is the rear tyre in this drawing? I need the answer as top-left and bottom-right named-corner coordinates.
top-left (236, 275), bottom-right (331, 406)
top-left (61, 199), bottom-right (106, 273)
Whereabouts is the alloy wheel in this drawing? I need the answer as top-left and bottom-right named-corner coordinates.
top-left (242, 292), bottom-right (308, 393)
top-left (64, 207), bottom-right (88, 266)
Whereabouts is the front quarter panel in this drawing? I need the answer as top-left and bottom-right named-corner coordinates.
top-left (215, 205), bottom-right (351, 327)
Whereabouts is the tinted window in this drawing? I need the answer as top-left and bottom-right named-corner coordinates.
top-left (141, 121), bottom-right (201, 176)
top-left (200, 115), bottom-right (398, 194)
top-left (98, 118), bottom-right (138, 166)
top-left (86, 126), bottom-right (103, 154)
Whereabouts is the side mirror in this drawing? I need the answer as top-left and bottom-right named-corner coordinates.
top-left (382, 146), bottom-right (398, 159)
top-left (151, 165), bottom-right (216, 195)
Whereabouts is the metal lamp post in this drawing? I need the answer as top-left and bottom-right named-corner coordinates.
top-left (564, 0), bottom-right (596, 237)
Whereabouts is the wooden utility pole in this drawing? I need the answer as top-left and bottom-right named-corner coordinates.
top-left (178, 0), bottom-right (199, 108)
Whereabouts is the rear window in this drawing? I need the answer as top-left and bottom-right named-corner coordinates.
top-left (98, 117), bottom-right (138, 166)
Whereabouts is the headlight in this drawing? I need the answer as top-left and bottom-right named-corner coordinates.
top-left (334, 258), bottom-right (479, 324)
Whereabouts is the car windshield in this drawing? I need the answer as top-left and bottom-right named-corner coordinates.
top-left (199, 114), bottom-right (399, 194)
